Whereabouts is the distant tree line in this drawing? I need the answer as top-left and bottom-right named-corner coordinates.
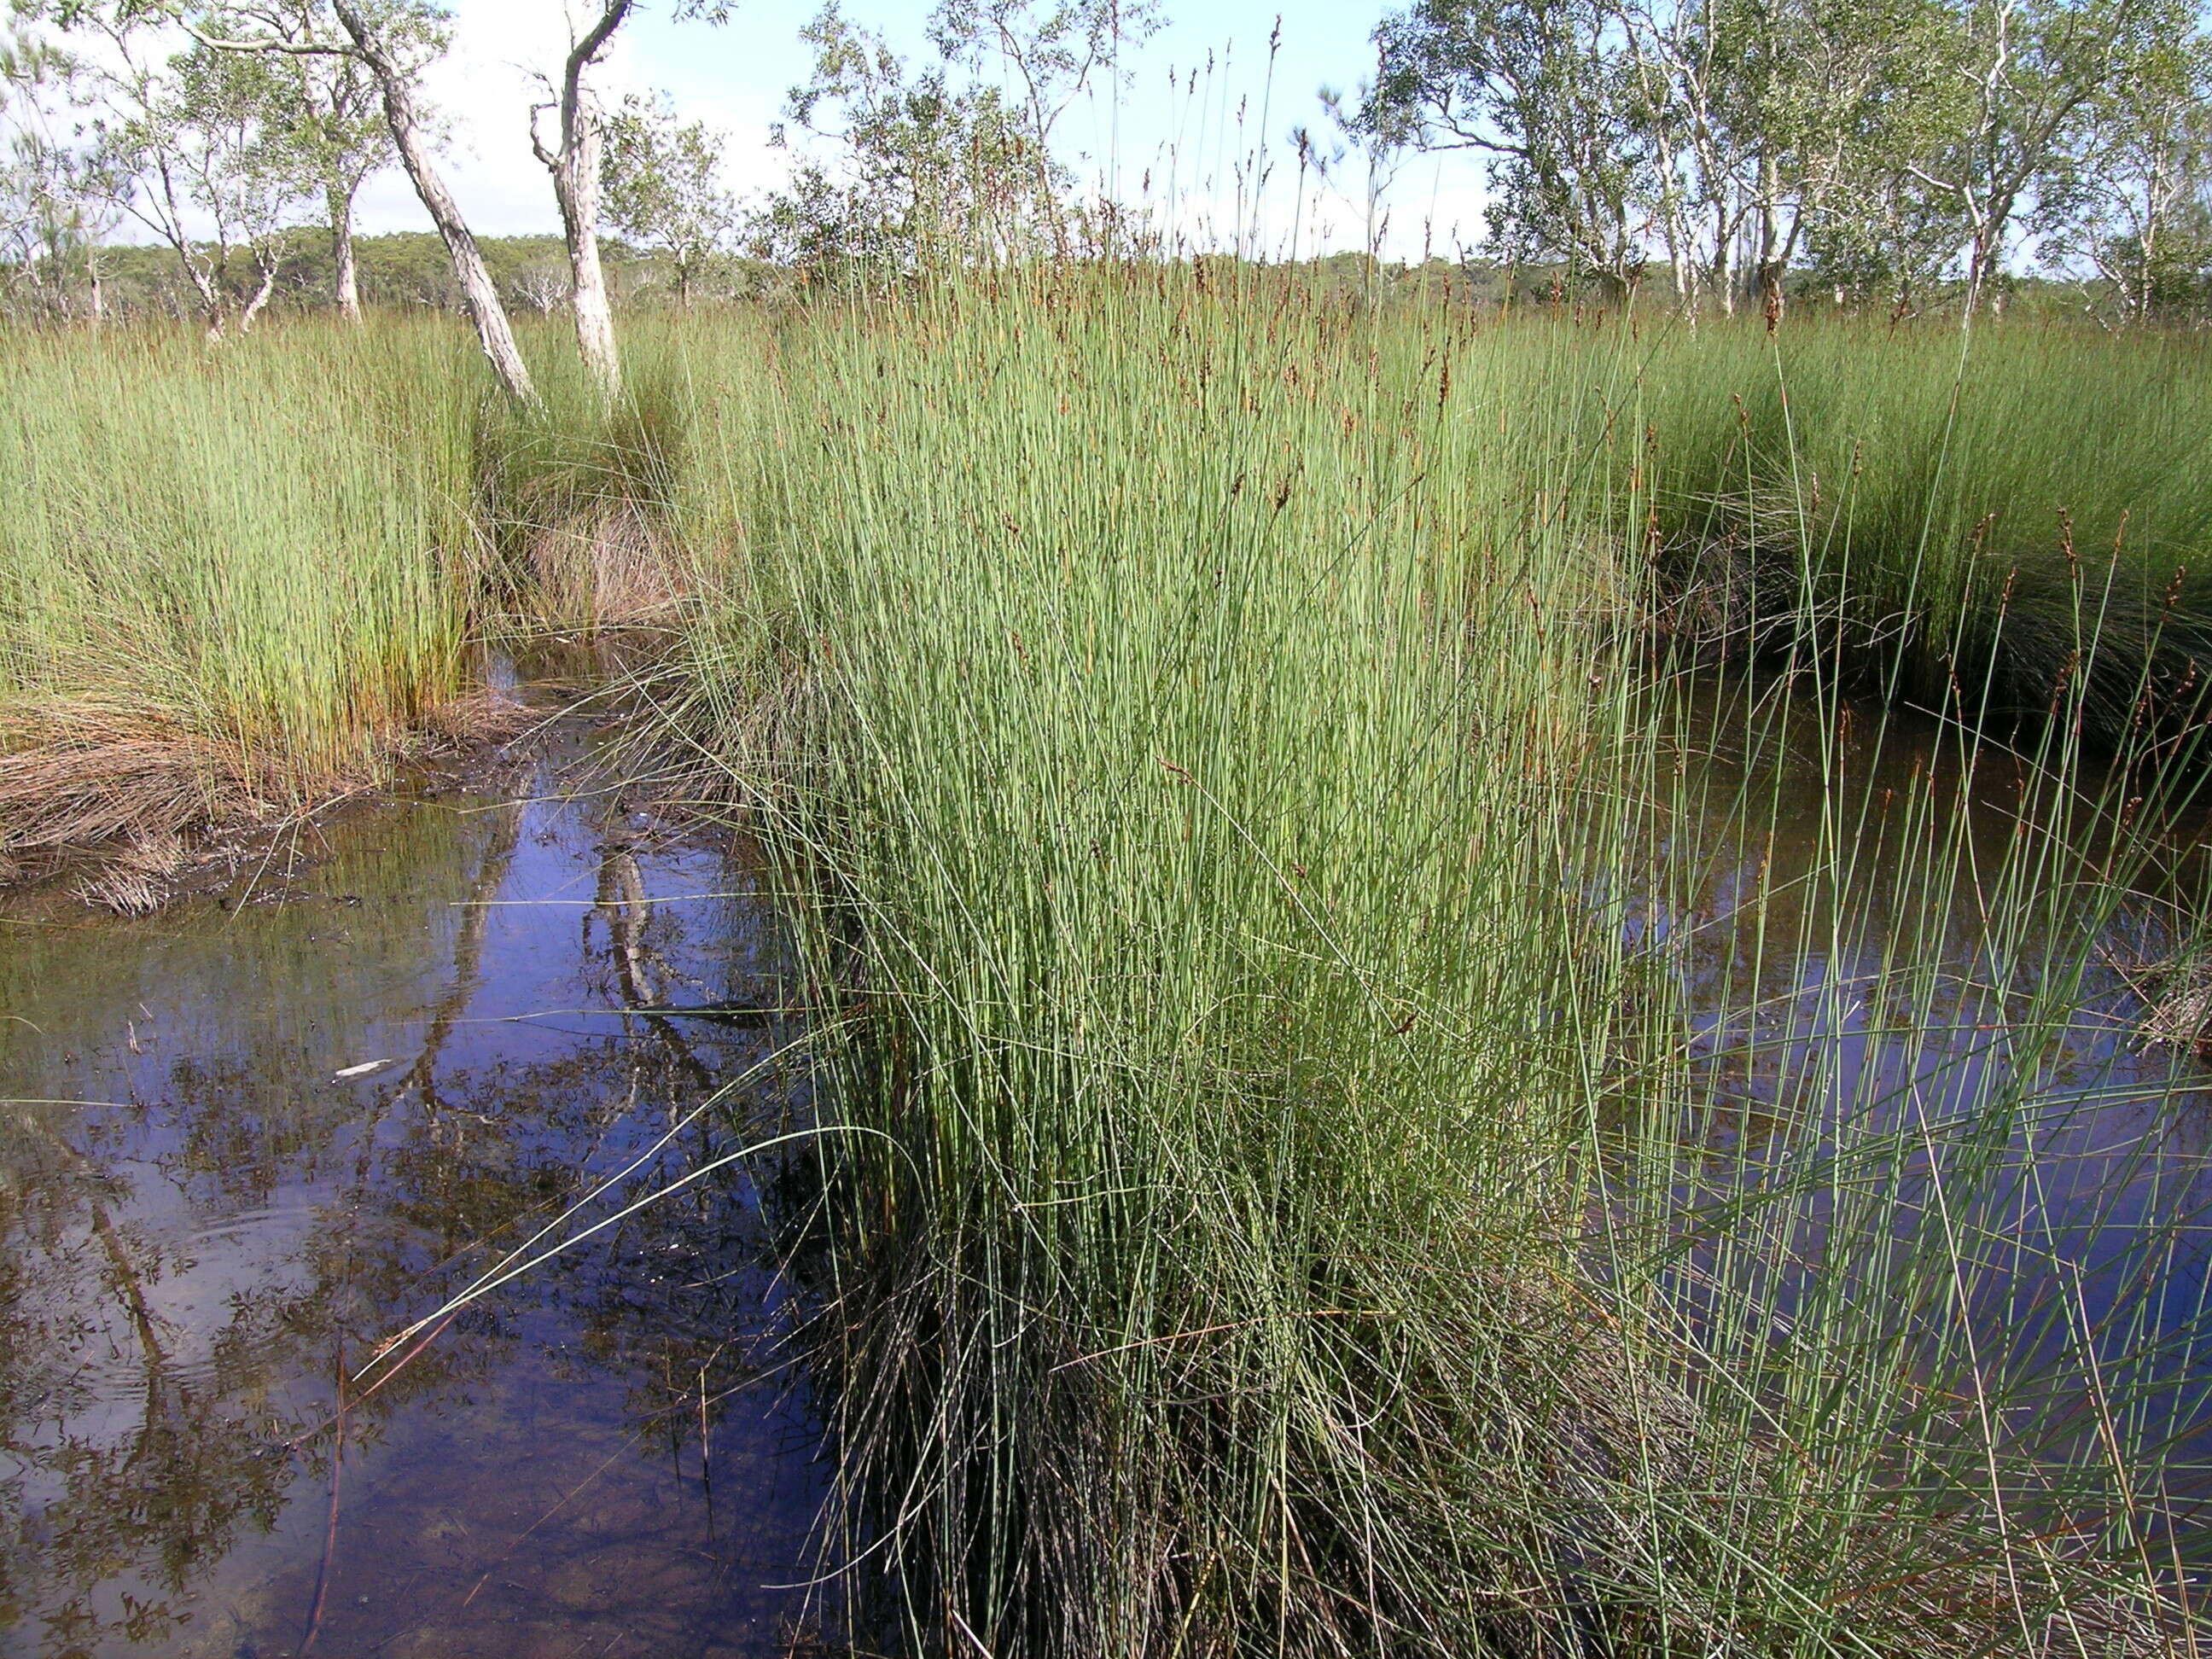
top-left (1362, 0), bottom-right (2212, 322)
top-left (6, 0), bottom-right (2208, 357)
top-left (33, 226), bottom-right (794, 317)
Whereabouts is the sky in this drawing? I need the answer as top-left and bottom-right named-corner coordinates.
top-left (346, 0), bottom-right (1494, 260)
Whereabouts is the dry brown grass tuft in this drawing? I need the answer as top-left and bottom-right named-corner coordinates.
top-left (63, 829), bottom-right (195, 914)
top-left (0, 697), bottom-right (278, 855)
top-left (0, 688), bottom-right (536, 897)
top-left (524, 505), bottom-right (690, 630)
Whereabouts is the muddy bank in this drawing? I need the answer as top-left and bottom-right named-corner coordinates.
top-left (0, 643), bottom-right (672, 917)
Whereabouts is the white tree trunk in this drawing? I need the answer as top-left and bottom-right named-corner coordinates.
top-left (160, 222), bottom-right (227, 341)
top-left (1711, 201), bottom-right (1733, 316)
top-left (554, 89), bottom-right (620, 396)
top-left (1755, 154), bottom-right (1785, 319)
top-left (189, 259), bottom-right (227, 342)
top-left (538, 1), bottom-right (636, 399)
top-left (1668, 237), bottom-right (1693, 319)
top-left (332, 0), bottom-right (536, 404)
top-left (238, 253), bottom-right (279, 333)
top-left (329, 184), bottom-right (362, 321)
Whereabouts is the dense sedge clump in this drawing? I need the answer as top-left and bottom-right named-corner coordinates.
top-left (0, 319), bottom-right (480, 860)
top-left (1621, 319), bottom-right (2212, 754)
top-left (5, 285), bottom-right (2207, 1651)
top-left (666, 276), bottom-right (2199, 1655)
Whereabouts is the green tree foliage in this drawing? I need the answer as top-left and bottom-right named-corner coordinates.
top-left (1367, 0), bottom-right (2212, 317)
top-left (1367, 0), bottom-right (1653, 294)
top-left (2031, 26), bottom-right (2212, 318)
top-left (195, 1), bottom-right (401, 316)
top-left (165, 39), bottom-right (316, 324)
top-left (757, 3), bottom-right (1049, 277)
top-left (755, 0), bottom-right (1154, 280)
top-left (7, 0), bottom-right (429, 330)
top-left (0, 22), bottom-right (131, 317)
top-left (600, 90), bottom-right (738, 306)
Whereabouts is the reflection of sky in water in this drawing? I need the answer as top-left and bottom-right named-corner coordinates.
top-left (0, 750), bottom-right (826, 1658)
top-left (1613, 684), bottom-right (2212, 1562)
top-left (15, 672), bottom-right (2212, 1643)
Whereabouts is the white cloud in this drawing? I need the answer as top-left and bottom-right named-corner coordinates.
top-left (353, 0), bottom-right (788, 237)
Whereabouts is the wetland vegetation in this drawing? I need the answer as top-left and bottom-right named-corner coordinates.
top-left (10, 0), bottom-right (2212, 1655)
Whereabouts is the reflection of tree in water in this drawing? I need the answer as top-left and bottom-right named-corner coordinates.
top-left (0, 1097), bottom-right (303, 1655)
top-left (0, 803), bottom-right (806, 1657)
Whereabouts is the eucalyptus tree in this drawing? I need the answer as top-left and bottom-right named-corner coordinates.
top-left (1699, 0), bottom-right (1931, 313)
top-left (2030, 20), bottom-right (2212, 318)
top-left (600, 90), bottom-right (737, 306)
top-left (169, 36), bottom-right (310, 329)
top-left (0, 25), bottom-right (127, 316)
top-left (1800, 147), bottom-right (1974, 314)
top-left (200, 0), bottom-right (391, 317)
top-left (15, 1), bottom-right (306, 335)
top-left (1903, 0), bottom-right (2185, 316)
top-left (530, 1), bottom-right (634, 395)
top-left (1789, 0), bottom-right (2198, 317)
top-left (173, 0), bottom-right (537, 399)
top-left (925, 0), bottom-right (1161, 252)
top-left (760, 0), bottom-right (1157, 279)
top-left (1367, 0), bottom-right (2208, 314)
top-left (763, 4), bottom-right (1042, 276)
top-left (0, 131), bottom-right (78, 311)
top-left (1369, 0), bottom-right (1937, 310)
top-left (1611, 0), bottom-right (1728, 309)
top-left (315, 0), bottom-right (533, 389)
top-left (1761, 0), bottom-right (1967, 311)
top-left (1365, 0), bottom-right (1656, 299)
top-left (527, 1), bottom-right (733, 395)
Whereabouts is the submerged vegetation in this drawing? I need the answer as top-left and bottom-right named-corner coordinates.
top-left (6, 281), bottom-right (2212, 1652)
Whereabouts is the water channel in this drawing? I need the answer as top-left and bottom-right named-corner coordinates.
top-left (1637, 682), bottom-right (2212, 1560)
top-left (0, 728), bottom-right (825, 1658)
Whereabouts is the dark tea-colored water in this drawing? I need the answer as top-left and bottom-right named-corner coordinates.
top-left (0, 741), bottom-right (825, 1658)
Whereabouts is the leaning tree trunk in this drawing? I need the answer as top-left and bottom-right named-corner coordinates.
top-left (332, 0), bottom-right (536, 404)
top-left (160, 230), bottom-right (226, 341)
top-left (188, 257), bottom-right (226, 342)
top-left (238, 249), bottom-right (279, 333)
top-left (329, 183), bottom-right (361, 321)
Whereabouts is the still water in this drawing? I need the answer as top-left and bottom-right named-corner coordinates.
top-left (0, 741), bottom-right (825, 1658)
top-left (11, 678), bottom-right (2212, 1656)
top-left (1634, 683), bottom-right (2212, 1554)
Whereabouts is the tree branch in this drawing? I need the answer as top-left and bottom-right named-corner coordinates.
top-left (528, 99), bottom-right (557, 171)
top-left (184, 23), bottom-right (352, 59)
top-left (566, 0), bottom-right (637, 87)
